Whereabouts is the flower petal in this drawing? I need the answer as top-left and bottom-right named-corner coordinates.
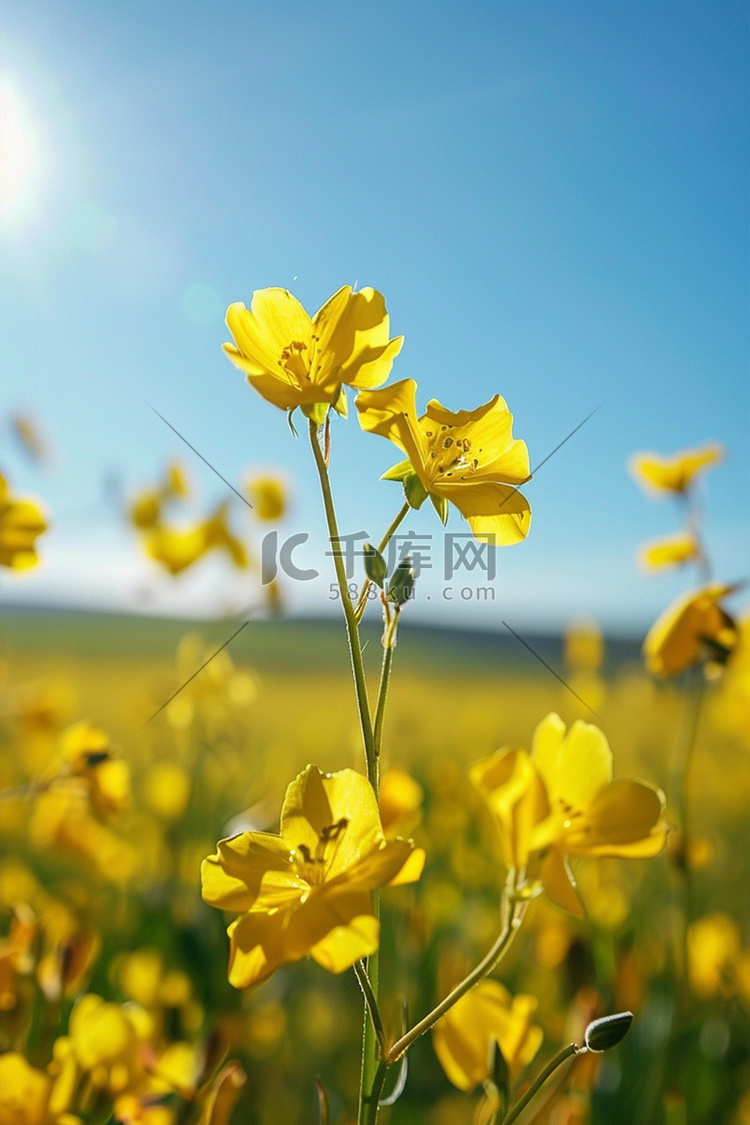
top-left (443, 480), bottom-right (531, 545)
top-left (280, 766), bottom-right (384, 880)
top-left (424, 396), bottom-right (530, 484)
top-left (201, 833), bottom-right (292, 912)
top-left (355, 380), bottom-right (428, 477)
top-left (552, 720), bottom-right (613, 812)
top-left (540, 847), bottom-right (584, 916)
top-left (566, 780), bottom-right (667, 857)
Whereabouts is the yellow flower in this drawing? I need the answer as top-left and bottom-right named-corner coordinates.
top-left (128, 462), bottom-right (190, 530)
top-left (244, 475), bottom-right (286, 521)
top-left (58, 722), bottom-right (130, 816)
top-left (0, 1053), bottom-right (51, 1125)
top-left (223, 286), bottom-right (402, 416)
top-left (687, 913), bottom-right (746, 1000)
top-left (471, 714), bottom-right (667, 915)
top-left (629, 442), bottom-right (723, 495)
top-left (643, 583), bottom-right (739, 677)
top-left (639, 532), bottom-right (700, 572)
top-left (0, 472), bottom-right (47, 571)
top-left (355, 379), bottom-right (531, 544)
top-left (201, 765), bottom-right (424, 989)
top-left (143, 502), bottom-right (248, 576)
top-left (528, 714), bottom-right (667, 914)
top-left (378, 767), bottom-right (423, 838)
top-left (432, 980), bottom-right (543, 1092)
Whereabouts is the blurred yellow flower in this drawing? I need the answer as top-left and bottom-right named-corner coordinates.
top-left (245, 475), bottom-right (286, 521)
top-left (564, 619), bottom-right (604, 674)
top-left (529, 714), bottom-right (667, 914)
top-left (128, 462), bottom-right (190, 530)
top-left (143, 502), bottom-right (248, 576)
top-left (223, 286), bottom-right (402, 415)
top-left (0, 472), bottom-right (47, 571)
top-left (687, 913), bottom-right (750, 1001)
top-left (629, 442), bottom-right (723, 495)
top-left (201, 765), bottom-right (424, 988)
top-left (356, 378), bottom-right (531, 545)
top-left (643, 583), bottom-right (739, 677)
top-left (639, 532), bottom-right (700, 572)
top-left (0, 1053), bottom-right (53, 1125)
top-left (378, 767), bottom-right (423, 838)
top-left (432, 979), bottom-right (543, 1092)
top-left (59, 721), bottom-right (130, 816)
top-left (471, 714), bottom-right (667, 915)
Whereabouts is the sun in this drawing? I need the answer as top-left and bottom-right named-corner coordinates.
top-left (0, 76), bottom-right (40, 233)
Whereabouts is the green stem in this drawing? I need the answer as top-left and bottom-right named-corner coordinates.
top-left (501, 1043), bottom-right (581, 1125)
top-left (353, 960), bottom-right (386, 1054)
top-left (308, 419), bottom-right (375, 772)
top-left (355, 502), bottom-right (410, 622)
top-left (386, 884), bottom-right (527, 1063)
top-left (359, 1059), bottom-right (390, 1125)
top-left (372, 613), bottom-right (398, 766)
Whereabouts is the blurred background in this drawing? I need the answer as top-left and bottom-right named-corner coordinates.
top-left (1, 0), bottom-right (747, 633)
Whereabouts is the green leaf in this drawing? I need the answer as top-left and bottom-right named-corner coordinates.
top-left (380, 459), bottom-right (414, 482)
top-left (363, 543), bottom-right (387, 588)
top-left (404, 472), bottom-right (428, 509)
top-left (584, 1011), bottom-right (634, 1052)
top-left (430, 492), bottom-right (449, 525)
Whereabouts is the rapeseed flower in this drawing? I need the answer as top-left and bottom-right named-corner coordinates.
top-left (643, 583), bottom-right (739, 677)
top-left (629, 442), bottom-right (723, 496)
top-left (471, 714), bottom-right (667, 914)
top-left (639, 532), bottom-right (700, 572)
top-left (356, 379), bottom-right (531, 544)
top-left (244, 475), bottom-right (286, 521)
top-left (201, 765), bottom-right (424, 988)
top-left (223, 286), bottom-right (402, 417)
top-left (0, 471), bottom-right (47, 570)
top-left (432, 980), bottom-right (542, 1092)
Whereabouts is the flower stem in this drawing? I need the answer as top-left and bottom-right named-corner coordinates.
top-left (501, 1043), bottom-right (581, 1125)
top-left (373, 610), bottom-right (399, 766)
top-left (354, 502), bottom-right (410, 622)
top-left (353, 960), bottom-right (386, 1055)
top-left (308, 419), bottom-right (375, 773)
top-left (386, 883), bottom-right (528, 1063)
top-left (672, 670), bottom-right (705, 1011)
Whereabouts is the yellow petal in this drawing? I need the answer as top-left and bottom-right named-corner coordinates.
top-left (226, 910), bottom-right (294, 989)
top-left (309, 912), bottom-right (380, 973)
top-left (639, 532), bottom-right (700, 571)
top-left (643, 583), bottom-right (738, 677)
top-left (629, 443), bottom-right (723, 494)
top-left (566, 780), bottom-right (667, 857)
top-left (424, 396), bottom-right (530, 484)
top-left (356, 379), bottom-right (428, 476)
top-left (552, 720), bottom-right (613, 811)
top-left (201, 833), bottom-right (292, 912)
top-left (280, 766), bottom-right (384, 881)
top-left (344, 838), bottom-right (423, 889)
top-left (540, 848), bottom-right (584, 916)
top-left (445, 480), bottom-right (531, 545)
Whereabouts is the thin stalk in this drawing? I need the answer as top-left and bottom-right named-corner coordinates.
top-left (372, 611), bottom-right (398, 766)
top-left (308, 419), bottom-right (375, 772)
top-left (359, 1059), bottom-right (390, 1125)
top-left (386, 889), bottom-right (527, 1063)
top-left (353, 960), bottom-right (386, 1054)
top-left (355, 502), bottom-right (410, 622)
top-left (501, 1043), bottom-right (581, 1125)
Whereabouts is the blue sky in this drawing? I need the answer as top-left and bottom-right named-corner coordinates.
top-left (1, 0), bottom-right (748, 632)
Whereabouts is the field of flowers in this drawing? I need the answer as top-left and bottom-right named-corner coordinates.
top-left (1, 603), bottom-right (748, 1125)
